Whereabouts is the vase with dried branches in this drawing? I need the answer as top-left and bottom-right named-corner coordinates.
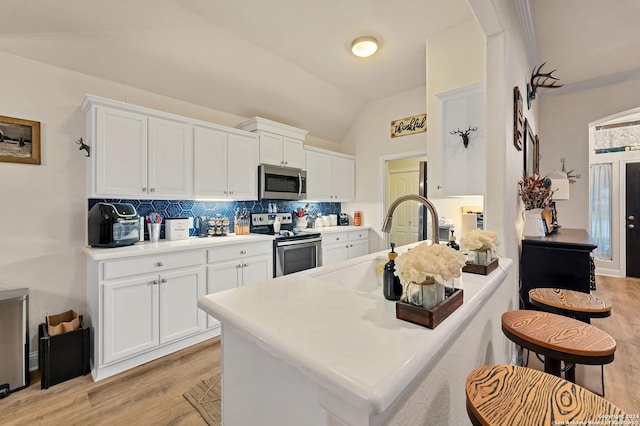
top-left (518, 175), bottom-right (555, 236)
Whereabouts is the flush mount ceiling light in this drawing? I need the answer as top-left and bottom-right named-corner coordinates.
top-left (351, 36), bottom-right (378, 57)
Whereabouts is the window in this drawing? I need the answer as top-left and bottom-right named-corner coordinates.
top-left (590, 163), bottom-right (612, 260)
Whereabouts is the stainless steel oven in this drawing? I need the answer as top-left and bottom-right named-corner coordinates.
top-left (258, 164), bottom-right (306, 200)
top-left (274, 235), bottom-right (322, 277)
top-left (251, 213), bottom-right (322, 277)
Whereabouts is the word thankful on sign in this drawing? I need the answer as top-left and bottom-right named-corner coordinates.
top-left (391, 114), bottom-right (427, 138)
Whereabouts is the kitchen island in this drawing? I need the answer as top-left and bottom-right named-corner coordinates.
top-left (198, 244), bottom-right (515, 425)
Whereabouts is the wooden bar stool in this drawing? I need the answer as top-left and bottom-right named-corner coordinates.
top-left (529, 287), bottom-right (611, 324)
top-left (501, 310), bottom-right (616, 381)
top-left (466, 364), bottom-right (626, 426)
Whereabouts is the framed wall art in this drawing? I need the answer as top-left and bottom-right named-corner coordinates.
top-left (0, 115), bottom-right (41, 165)
top-left (513, 86), bottom-right (523, 151)
top-left (523, 118), bottom-right (538, 178)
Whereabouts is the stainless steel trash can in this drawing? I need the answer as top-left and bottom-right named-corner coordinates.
top-left (0, 288), bottom-right (29, 397)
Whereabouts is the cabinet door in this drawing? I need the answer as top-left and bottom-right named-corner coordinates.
top-left (305, 150), bottom-right (333, 201)
top-left (159, 266), bottom-right (206, 344)
top-left (349, 239), bottom-right (369, 259)
top-left (322, 243), bottom-right (350, 266)
top-left (332, 156), bottom-right (355, 201)
top-left (194, 126), bottom-right (228, 197)
top-left (206, 260), bottom-right (242, 328)
top-left (95, 107), bottom-right (148, 197)
top-left (148, 118), bottom-right (193, 198)
top-left (241, 254), bottom-right (271, 285)
top-left (103, 275), bottom-right (159, 365)
top-left (227, 133), bottom-right (258, 199)
top-left (258, 131), bottom-right (283, 166)
top-left (282, 137), bottom-right (305, 169)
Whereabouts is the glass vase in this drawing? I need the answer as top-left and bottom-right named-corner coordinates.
top-left (407, 277), bottom-right (446, 309)
top-left (467, 248), bottom-right (492, 265)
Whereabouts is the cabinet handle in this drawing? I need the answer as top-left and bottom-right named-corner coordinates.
top-left (630, 224), bottom-right (636, 230)
top-left (240, 250), bottom-right (246, 254)
top-left (142, 187), bottom-right (147, 192)
top-left (156, 261), bottom-right (163, 267)
top-left (150, 188), bottom-right (155, 192)
top-left (236, 264), bottom-right (241, 269)
top-left (285, 161), bottom-right (288, 165)
top-left (230, 190), bottom-right (234, 195)
top-left (150, 280), bottom-right (158, 285)
top-left (242, 262), bottom-right (248, 267)
top-left (629, 215), bottom-right (636, 221)
top-left (160, 278), bottom-right (167, 283)
top-left (437, 185), bottom-right (443, 190)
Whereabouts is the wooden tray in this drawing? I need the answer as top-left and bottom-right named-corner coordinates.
top-left (462, 257), bottom-right (499, 275)
top-left (396, 287), bottom-right (463, 329)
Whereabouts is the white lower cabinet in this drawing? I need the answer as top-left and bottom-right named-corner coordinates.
top-left (206, 241), bottom-right (272, 328)
top-left (89, 249), bottom-right (209, 381)
top-left (321, 230), bottom-right (369, 266)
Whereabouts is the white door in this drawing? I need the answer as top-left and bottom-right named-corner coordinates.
top-left (148, 117), bottom-right (193, 198)
top-left (322, 243), bottom-right (349, 266)
top-left (103, 275), bottom-right (159, 365)
top-left (227, 133), bottom-right (258, 199)
top-left (159, 266), bottom-right (205, 344)
top-left (96, 107), bottom-right (148, 197)
top-left (389, 170), bottom-right (420, 246)
top-left (282, 137), bottom-right (305, 169)
top-left (206, 260), bottom-right (241, 328)
top-left (241, 254), bottom-right (271, 285)
top-left (193, 127), bottom-right (228, 197)
top-left (258, 131), bottom-right (283, 166)
top-left (349, 240), bottom-right (369, 259)
top-left (306, 150), bottom-right (333, 200)
top-left (332, 156), bottom-right (355, 201)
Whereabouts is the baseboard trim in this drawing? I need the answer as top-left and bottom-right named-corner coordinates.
top-left (595, 267), bottom-right (621, 277)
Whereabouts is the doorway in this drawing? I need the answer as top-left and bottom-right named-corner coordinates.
top-left (384, 154), bottom-right (427, 247)
top-left (626, 162), bottom-right (640, 278)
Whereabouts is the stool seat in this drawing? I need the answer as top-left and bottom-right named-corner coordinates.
top-left (466, 364), bottom-right (626, 426)
top-left (529, 288), bottom-right (611, 320)
top-left (501, 310), bottom-right (616, 379)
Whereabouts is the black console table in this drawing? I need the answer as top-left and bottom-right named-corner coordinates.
top-left (520, 228), bottom-right (597, 310)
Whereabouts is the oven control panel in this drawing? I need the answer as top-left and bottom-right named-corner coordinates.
top-left (251, 213), bottom-right (293, 226)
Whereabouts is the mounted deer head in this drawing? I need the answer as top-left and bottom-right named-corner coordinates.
top-left (527, 62), bottom-right (563, 108)
top-left (450, 126), bottom-right (478, 148)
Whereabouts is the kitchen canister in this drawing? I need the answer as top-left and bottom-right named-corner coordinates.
top-left (329, 214), bottom-right (337, 226)
top-left (354, 211), bottom-right (362, 226)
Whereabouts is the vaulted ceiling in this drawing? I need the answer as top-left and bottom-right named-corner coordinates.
top-left (0, 0), bottom-right (638, 141)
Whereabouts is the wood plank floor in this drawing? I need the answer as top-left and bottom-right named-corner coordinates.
top-left (0, 275), bottom-right (637, 424)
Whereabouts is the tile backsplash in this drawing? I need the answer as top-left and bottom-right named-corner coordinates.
top-left (88, 198), bottom-right (342, 238)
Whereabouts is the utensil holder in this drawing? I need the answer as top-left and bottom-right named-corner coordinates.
top-left (148, 223), bottom-right (160, 242)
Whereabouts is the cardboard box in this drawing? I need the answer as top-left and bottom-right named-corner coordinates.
top-left (46, 310), bottom-right (79, 336)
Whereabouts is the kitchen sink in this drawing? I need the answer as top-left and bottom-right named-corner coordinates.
top-left (311, 256), bottom-right (388, 291)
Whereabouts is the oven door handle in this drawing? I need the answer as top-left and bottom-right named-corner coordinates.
top-left (276, 237), bottom-right (322, 247)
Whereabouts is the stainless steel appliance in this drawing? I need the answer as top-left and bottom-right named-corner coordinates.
top-left (0, 288), bottom-right (29, 396)
top-left (251, 213), bottom-right (321, 277)
top-left (258, 164), bottom-right (307, 200)
top-left (88, 202), bottom-right (140, 247)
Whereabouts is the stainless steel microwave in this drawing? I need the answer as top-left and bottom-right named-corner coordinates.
top-left (258, 164), bottom-right (306, 200)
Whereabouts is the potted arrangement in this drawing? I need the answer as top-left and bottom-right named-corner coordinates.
top-left (518, 175), bottom-right (554, 237)
top-left (394, 243), bottom-right (467, 309)
top-left (460, 229), bottom-right (498, 266)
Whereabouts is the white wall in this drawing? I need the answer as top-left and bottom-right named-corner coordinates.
top-left (540, 79), bottom-right (640, 275)
top-left (0, 51), bottom-right (339, 352)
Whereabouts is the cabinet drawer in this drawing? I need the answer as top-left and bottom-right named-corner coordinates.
top-left (348, 230), bottom-right (369, 242)
top-left (207, 241), bottom-right (272, 264)
top-left (322, 232), bottom-right (349, 246)
top-left (102, 250), bottom-right (204, 281)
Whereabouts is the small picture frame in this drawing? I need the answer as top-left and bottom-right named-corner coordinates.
top-left (0, 115), bottom-right (41, 165)
top-left (523, 119), bottom-right (538, 177)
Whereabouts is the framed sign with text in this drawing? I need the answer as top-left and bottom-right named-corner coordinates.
top-left (391, 114), bottom-right (426, 138)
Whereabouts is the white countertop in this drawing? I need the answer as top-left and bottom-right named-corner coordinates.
top-left (198, 245), bottom-right (513, 415)
top-left (314, 225), bottom-right (370, 234)
top-left (83, 234), bottom-right (275, 261)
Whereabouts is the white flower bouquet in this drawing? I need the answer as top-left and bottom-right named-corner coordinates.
top-left (459, 229), bottom-right (498, 252)
top-left (394, 243), bottom-right (467, 287)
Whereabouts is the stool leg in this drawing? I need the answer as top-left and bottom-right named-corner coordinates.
top-left (544, 357), bottom-right (562, 377)
top-left (564, 363), bottom-right (576, 382)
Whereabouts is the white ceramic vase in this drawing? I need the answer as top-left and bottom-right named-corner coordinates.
top-left (523, 208), bottom-right (545, 237)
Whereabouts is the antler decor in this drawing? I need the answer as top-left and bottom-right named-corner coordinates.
top-left (527, 62), bottom-right (563, 108)
top-left (450, 126), bottom-right (478, 148)
top-left (76, 137), bottom-right (90, 157)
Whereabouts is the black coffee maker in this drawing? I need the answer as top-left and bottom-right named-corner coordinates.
top-left (338, 213), bottom-right (349, 226)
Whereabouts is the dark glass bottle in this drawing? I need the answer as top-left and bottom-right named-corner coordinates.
top-left (447, 229), bottom-right (460, 250)
top-left (383, 242), bottom-right (403, 301)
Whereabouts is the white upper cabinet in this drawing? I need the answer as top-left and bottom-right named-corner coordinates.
top-left (82, 95), bottom-right (258, 200)
top-left (305, 148), bottom-right (355, 201)
top-left (237, 117), bottom-right (308, 169)
top-left (432, 83), bottom-right (485, 197)
top-left (193, 127), bottom-right (258, 199)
